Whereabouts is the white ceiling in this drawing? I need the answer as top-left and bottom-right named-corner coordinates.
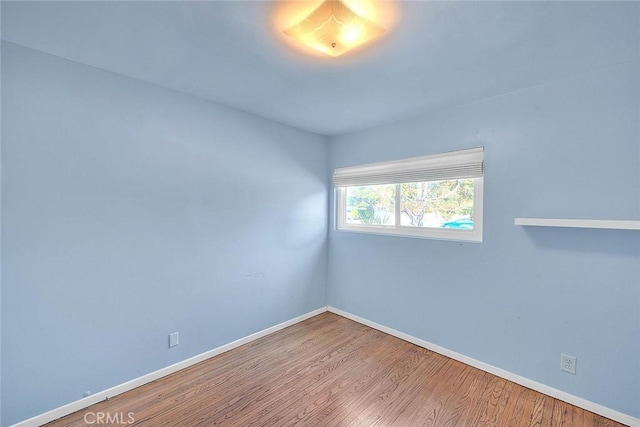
top-left (2, 1), bottom-right (638, 136)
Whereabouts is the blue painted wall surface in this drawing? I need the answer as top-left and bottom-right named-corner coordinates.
top-left (0, 5), bottom-right (3, 425)
top-left (328, 60), bottom-right (640, 417)
top-left (1, 42), bottom-right (328, 426)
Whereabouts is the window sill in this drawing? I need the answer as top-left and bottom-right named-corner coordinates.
top-left (336, 224), bottom-right (483, 242)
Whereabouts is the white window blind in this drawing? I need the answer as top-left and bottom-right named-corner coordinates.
top-left (333, 147), bottom-right (484, 187)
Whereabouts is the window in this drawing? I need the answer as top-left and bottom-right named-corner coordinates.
top-left (334, 148), bottom-right (483, 242)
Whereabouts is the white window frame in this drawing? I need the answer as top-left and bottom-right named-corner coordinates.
top-left (334, 148), bottom-right (484, 243)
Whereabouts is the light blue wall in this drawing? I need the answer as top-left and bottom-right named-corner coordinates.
top-left (328, 60), bottom-right (640, 417)
top-left (0, 5), bottom-right (3, 426)
top-left (1, 42), bottom-right (328, 426)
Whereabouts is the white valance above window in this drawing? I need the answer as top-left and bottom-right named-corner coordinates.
top-left (333, 147), bottom-right (484, 187)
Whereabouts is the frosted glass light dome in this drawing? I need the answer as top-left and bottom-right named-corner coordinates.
top-left (284, 0), bottom-right (386, 57)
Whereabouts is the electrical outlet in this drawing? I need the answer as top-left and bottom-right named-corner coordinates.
top-left (169, 332), bottom-right (179, 348)
top-left (560, 354), bottom-right (576, 374)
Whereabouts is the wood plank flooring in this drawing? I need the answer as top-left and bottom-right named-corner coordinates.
top-left (45, 313), bottom-right (626, 426)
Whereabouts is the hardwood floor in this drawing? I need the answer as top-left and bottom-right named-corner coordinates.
top-left (45, 313), bottom-right (626, 426)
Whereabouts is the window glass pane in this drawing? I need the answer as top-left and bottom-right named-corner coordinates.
top-left (400, 179), bottom-right (474, 229)
top-left (345, 184), bottom-right (396, 225)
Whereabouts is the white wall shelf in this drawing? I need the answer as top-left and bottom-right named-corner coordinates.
top-left (514, 218), bottom-right (640, 230)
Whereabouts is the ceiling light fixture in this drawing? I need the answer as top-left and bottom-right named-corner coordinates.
top-left (284, 0), bottom-right (386, 57)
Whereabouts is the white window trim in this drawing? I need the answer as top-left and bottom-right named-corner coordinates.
top-left (334, 148), bottom-right (484, 243)
top-left (336, 178), bottom-right (483, 242)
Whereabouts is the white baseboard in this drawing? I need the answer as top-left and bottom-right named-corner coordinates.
top-left (11, 307), bottom-right (327, 427)
top-left (327, 306), bottom-right (639, 427)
